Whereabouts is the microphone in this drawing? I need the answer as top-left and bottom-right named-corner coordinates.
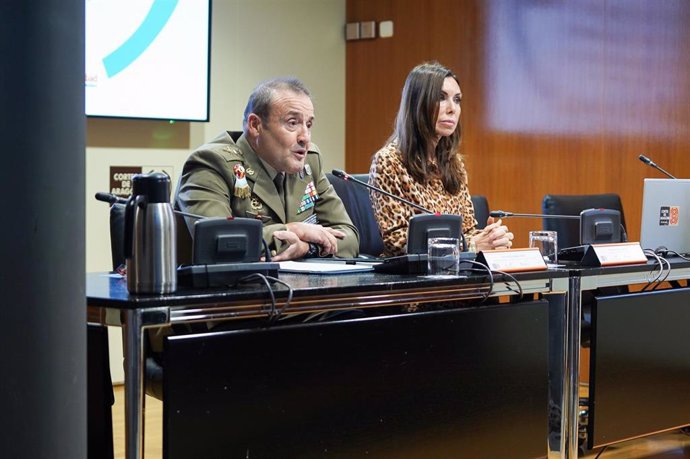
top-left (638, 154), bottom-right (676, 179)
top-left (95, 192), bottom-right (278, 278)
top-left (331, 169), bottom-right (465, 262)
top-left (491, 209), bottom-right (627, 248)
top-left (490, 210), bottom-right (579, 220)
top-left (94, 191), bottom-right (205, 220)
top-left (95, 191), bottom-right (127, 205)
top-left (331, 169), bottom-right (433, 214)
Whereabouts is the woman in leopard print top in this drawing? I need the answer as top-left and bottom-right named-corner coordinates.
top-left (369, 62), bottom-right (514, 257)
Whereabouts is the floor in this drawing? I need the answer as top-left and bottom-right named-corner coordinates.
top-left (113, 385), bottom-right (162, 459)
top-left (111, 385), bottom-right (690, 459)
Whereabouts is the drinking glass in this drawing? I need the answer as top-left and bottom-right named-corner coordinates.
top-left (529, 230), bottom-right (558, 264)
top-left (427, 237), bottom-right (460, 277)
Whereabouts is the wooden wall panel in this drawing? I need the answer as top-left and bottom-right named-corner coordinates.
top-left (346, 0), bottom-right (690, 247)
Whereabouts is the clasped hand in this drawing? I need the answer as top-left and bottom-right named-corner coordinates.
top-left (271, 222), bottom-right (345, 261)
top-left (472, 217), bottom-right (514, 251)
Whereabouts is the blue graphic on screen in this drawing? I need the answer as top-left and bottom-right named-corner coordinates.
top-left (85, 0), bottom-right (210, 120)
top-left (103, 0), bottom-right (178, 78)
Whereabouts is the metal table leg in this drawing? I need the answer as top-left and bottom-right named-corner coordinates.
top-left (123, 309), bottom-right (145, 459)
top-left (563, 276), bottom-right (582, 458)
top-left (546, 291), bottom-right (567, 459)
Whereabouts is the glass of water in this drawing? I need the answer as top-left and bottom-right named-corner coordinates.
top-left (529, 230), bottom-right (558, 264)
top-left (427, 237), bottom-right (460, 277)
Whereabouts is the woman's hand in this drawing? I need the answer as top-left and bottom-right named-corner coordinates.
top-left (471, 217), bottom-right (514, 251)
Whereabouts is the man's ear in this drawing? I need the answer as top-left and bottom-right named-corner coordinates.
top-left (246, 113), bottom-right (262, 137)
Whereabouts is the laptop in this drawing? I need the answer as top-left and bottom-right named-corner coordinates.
top-left (640, 178), bottom-right (690, 255)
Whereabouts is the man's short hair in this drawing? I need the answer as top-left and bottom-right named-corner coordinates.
top-left (242, 77), bottom-right (311, 130)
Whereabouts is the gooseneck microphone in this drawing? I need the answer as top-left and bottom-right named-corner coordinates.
top-left (638, 154), bottom-right (677, 179)
top-left (94, 191), bottom-right (205, 220)
top-left (491, 209), bottom-right (627, 246)
top-left (490, 210), bottom-right (579, 219)
top-left (95, 191), bottom-right (127, 205)
top-left (331, 169), bottom-right (433, 214)
top-left (331, 169), bottom-right (466, 258)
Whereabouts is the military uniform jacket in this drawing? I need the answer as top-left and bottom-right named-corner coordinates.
top-left (175, 131), bottom-right (359, 257)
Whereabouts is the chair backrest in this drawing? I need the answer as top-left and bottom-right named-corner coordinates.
top-left (327, 173), bottom-right (384, 257)
top-left (109, 203), bottom-right (126, 271)
top-left (471, 195), bottom-right (490, 230)
top-left (542, 193), bottom-right (627, 249)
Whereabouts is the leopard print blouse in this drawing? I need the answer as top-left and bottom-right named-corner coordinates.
top-left (369, 143), bottom-right (479, 257)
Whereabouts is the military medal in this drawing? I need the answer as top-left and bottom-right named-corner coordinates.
top-left (233, 164), bottom-right (251, 198)
top-left (250, 198), bottom-right (262, 210)
top-left (297, 181), bottom-right (319, 214)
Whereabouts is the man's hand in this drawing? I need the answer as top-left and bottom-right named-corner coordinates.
top-left (285, 222), bottom-right (345, 256)
top-left (271, 230), bottom-right (310, 261)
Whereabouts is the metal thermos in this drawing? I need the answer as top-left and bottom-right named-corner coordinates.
top-left (124, 172), bottom-right (177, 294)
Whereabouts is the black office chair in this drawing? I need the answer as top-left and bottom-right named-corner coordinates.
top-left (471, 195), bottom-right (490, 230)
top-left (542, 194), bottom-right (628, 354)
top-left (109, 203), bottom-right (126, 270)
top-left (327, 172), bottom-right (385, 257)
top-left (542, 193), bottom-right (627, 249)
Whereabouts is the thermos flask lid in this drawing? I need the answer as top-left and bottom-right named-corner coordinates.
top-left (132, 172), bottom-right (171, 203)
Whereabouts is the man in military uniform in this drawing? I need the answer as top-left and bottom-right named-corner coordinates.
top-left (176, 77), bottom-right (359, 261)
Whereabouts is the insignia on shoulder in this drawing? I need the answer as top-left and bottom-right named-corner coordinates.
top-left (233, 164), bottom-right (251, 199)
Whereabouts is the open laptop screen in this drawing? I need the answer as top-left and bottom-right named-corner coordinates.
top-left (640, 178), bottom-right (690, 254)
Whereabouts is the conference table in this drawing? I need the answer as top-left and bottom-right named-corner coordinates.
top-left (86, 258), bottom-right (690, 459)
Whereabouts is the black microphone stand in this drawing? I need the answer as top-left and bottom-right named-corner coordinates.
top-left (491, 209), bottom-right (627, 247)
top-left (95, 191), bottom-right (204, 220)
top-left (490, 211), bottom-right (580, 220)
top-left (331, 169), bottom-right (433, 214)
top-left (331, 170), bottom-right (466, 269)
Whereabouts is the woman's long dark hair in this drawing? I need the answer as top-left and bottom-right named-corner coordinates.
top-left (389, 62), bottom-right (464, 194)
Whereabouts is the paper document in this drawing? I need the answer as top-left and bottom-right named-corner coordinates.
top-left (278, 261), bottom-right (375, 274)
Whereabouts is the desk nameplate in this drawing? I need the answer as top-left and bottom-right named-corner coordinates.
top-left (581, 242), bottom-right (647, 267)
top-left (476, 248), bottom-right (548, 273)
